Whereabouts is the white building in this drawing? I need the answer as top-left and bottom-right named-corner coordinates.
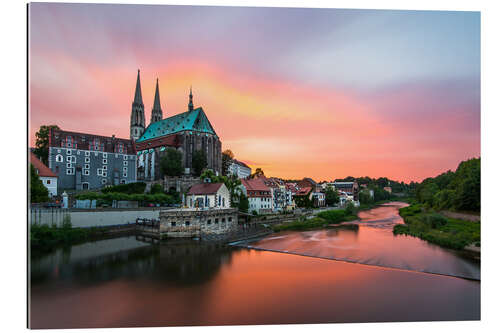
top-left (30, 152), bottom-right (58, 197)
top-left (229, 159), bottom-right (252, 179)
top-left (186, 182), bottom-right (230, 209)
top-left (240, 178), bottom-right (272, 214)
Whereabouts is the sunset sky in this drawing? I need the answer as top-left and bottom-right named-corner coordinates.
top-left (28, 3), bottom-right (480, 182)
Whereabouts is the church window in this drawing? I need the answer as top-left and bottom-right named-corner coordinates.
top-left (103, 165), bottom-right (107, 170)
top-left (124, 161), bottom-right (128, 166)
top-left (83, 169), bottom-right (90, 176)
top-left (123, 167), bottom-right (127, 172)
top-left (66, 149), bottom-right (71, 155)
top-left (124, 155), bottom-right (128, 160)
top-left (102, 179), bottom-right (107, 184)
top-left (66, 163), bottom-right (71, 168)
top-left (123, 172), bottom-right (127, 178)
top-left (85, 157), bottom-right (90, 163)
top-left (103, 153), bottom-right (107, 158)
top-left (85, 151), bottom-right (90, 157)
top-left (102, 171), bottom-right (107, 177)
top-left (102, 159), bottom-right (107, 164)
top-left (55, 155), bottom-right (63, 163)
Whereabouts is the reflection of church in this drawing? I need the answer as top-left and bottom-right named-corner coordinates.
top-left (130, 70), bottom-right (222, 181)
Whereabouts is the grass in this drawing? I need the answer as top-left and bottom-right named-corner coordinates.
top-left (273, 208), bottom-right (357, 232)
top-left (30, 220), bottom-right (107, 253)
top-left (394, 204), bottom-right (480, 250)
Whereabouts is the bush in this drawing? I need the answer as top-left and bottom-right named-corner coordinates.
top-left (101, 182), bottom-right (146, 194)
top-left (150, 184), bottom-right (164, 194)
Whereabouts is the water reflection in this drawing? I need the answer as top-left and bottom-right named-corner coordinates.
top-left (29, 203), bottom-right (480, 328)
top-left (242, 202), bottom-right (480, 280)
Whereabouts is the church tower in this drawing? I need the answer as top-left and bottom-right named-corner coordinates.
top-left (150, 78), bottom-right (163, 124)
top-left (130, 69), bottom-right (145, 141)
top-left (188, 86), bottom-right (194, 111)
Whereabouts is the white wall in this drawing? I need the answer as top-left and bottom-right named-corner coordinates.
top-left (40, 176), bottom-right (57, 197)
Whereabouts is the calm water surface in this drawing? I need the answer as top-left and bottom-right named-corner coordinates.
top-left (30, 202), bottom-right (480, 328)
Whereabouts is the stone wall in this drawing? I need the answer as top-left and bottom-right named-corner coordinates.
top-left (159, 208), bottom-right (238, 238)
top-left (163, 176), bottom-right (201, 194)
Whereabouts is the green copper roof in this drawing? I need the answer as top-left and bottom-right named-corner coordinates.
top-left (136, 107), bottom-right (217, 143)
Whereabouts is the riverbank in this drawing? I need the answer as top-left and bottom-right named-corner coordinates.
top-left (30, 223), bottom-right (136, 254)
top-left (393, 204), bottom-right (480, 251)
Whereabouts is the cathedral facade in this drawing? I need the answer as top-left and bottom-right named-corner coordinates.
top-left (130, 70), bottom-right (222, 181)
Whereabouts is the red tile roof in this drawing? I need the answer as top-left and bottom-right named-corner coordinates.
top-left (294, 186), bottom-right (312, 196)
top-left (187, 183), bottom-right (223, 195)
top-left (241, 178), bottom-right (270, 191)
top-left (30, 152), bottom-right (57, 178)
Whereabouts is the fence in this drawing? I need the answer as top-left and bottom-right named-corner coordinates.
top-left (30, 208), bottom-right (71, 227)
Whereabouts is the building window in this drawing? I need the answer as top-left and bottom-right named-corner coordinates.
top-left (123, 172), bottom-right (127, 178)
top-left (120, 179), bottom-right (126, 184)
top-left (102, 171), bottom-right (107, 177)
top-left (85, 151), bottom-right (90, 157)
top-left (207, 219), bottom-right (211, 225)
top-left (103, 159), bottom-right (107, 164)
top-left (97, 169), bottom-right (102, 176)
top-left (124, 155), bottom-right (128, 160)
top-left (124, 161), bottom-right (128, 166)
top-left (228, 217), bottom-right (232, 222)
top-left (66, 163), bottom-right (72, 168)
top-left (55, 155), bottom-right (63, 163)
top-left (123, 166), bottom-right (127, 172)
top-left (103, 153), bottom-right (107, 158)
top-left (215, 218), bottom-right (219, 224)
top-left (46, 179), bottom-right (51, 185)
top-left (222, 218), bottom-right (225, 222)
top-left (185, 221), bottom-right (190, 226)
top-left (84, 164), bottom-right (90, 169)
top-left (66, 149), bottom-right (71, 155)
top-left (102, 179), bottom-right (107, 184)
top-left (103, 165), bottom-right (107, 170)
top-left (66, 168), bottom-right (74, 175)
top-left (83, 169), bottom-right (90, 176)
top-left (171, 222), bottom-right (176, 227)
top-left (82, 183), bottom-right (89, 190)
top-left (85, 157), bottom-right (90, 163)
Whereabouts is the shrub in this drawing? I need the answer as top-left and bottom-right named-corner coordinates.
top-left (101, 182), bottom-right (146, 194)
top-left (150, 184), bottom-right (164, 194)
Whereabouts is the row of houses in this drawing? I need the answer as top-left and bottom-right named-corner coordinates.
top-left (182, 175), bottom-right (360, 214)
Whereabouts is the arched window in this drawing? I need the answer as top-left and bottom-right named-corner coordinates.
top-left (55, 154), bottom-right (63, 163)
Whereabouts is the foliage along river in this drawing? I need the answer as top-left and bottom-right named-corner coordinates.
top-left (29, 202), bottom-right (480, 328)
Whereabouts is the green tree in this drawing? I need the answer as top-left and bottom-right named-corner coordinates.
top-left (33, 125), bottom-right (60, 165)
top-left (192, 150), bottom-right (208, 177)
top-left (251, 168), bottom-right (265, 179)
top-left (325, 186), bottom-right (339, 206)
top-left (238, 194), bottom-right (249, 213)
top-left (30, 164), bottom-right (49, 203)
top-left (150, 183), bottom-right (164, 194)
top-left (160, 148), bottom-right (183, 177)
top-left (221, 149), bottom-right (234, 176)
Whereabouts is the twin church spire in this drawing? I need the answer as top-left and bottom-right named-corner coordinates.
top-left (130, 69), bottom-right (195, 141)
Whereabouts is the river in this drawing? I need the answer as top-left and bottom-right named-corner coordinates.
top-left (29, 202), bottom-right (480, 328)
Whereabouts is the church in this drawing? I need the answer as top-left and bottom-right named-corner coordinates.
top-left (130, 70), bottom-right (222, 181)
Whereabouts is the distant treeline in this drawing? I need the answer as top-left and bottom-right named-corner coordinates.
top-left (334, 176), bottom-right (417, 194)
top-left (414, 158), bottom-right (480, 212)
